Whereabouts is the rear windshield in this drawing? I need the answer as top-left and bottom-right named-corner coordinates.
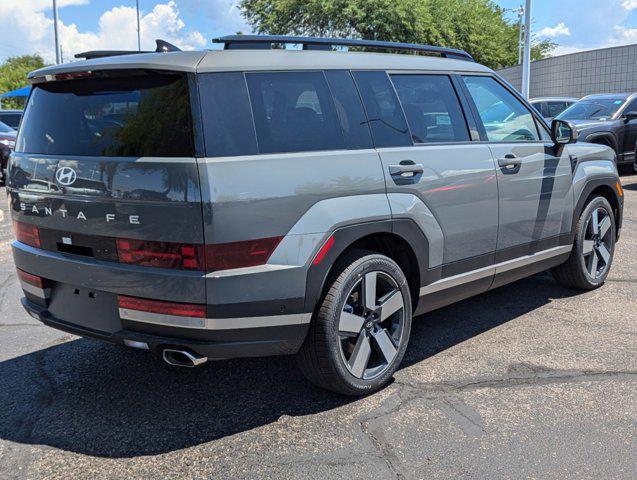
top-left (16, 74), bottom-right (195, 157)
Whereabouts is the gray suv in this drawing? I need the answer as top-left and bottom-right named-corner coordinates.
top-left (9, 36), bottom-right (624, 395)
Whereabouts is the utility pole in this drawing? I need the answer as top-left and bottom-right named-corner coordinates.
top-left (52, 0), bottom-right (61, 64)
top-left (520, 0), bottom-right (532, 98)
top-left (136, 0), bottom-right (142, 51)
top-left (517, 6), bottom-right (524, 65)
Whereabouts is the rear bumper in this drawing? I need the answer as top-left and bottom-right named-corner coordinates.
top-left (21, 296), bottom-right (309, 359)
top-left (14, 240), bottom-right (311, 359)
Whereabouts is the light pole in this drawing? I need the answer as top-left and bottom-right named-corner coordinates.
top-left (517, 6), bottom-right (524, 65)
top-left (520, 0), bottom-right (532, 98)
top-left (136, 0), bottom-right (141, 51)
top-left (52, 0), bottom-right (61, 64)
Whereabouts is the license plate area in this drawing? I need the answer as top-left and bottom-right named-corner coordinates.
top-left (47, 283), bottom-right (122, 334)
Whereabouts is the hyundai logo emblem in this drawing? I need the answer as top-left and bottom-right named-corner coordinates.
top-left (55, 166), bottom-right (77, 186)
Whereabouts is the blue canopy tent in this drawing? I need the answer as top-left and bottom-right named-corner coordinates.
top-left (0, 85), bottom-right (31, 109)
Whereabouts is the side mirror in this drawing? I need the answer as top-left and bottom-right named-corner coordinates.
top-left (623, 111), bottom-right (637, 121)
top-left (551, 119), bottom-right (578, 145)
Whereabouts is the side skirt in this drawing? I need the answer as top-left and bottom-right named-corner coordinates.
top-left (415, 245), bottom-right (572, 316)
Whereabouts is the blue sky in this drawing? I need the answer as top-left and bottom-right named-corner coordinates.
top-left (2, 0), bottom-right (637, 63)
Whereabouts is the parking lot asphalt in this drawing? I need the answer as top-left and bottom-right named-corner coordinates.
top-left (0, 175), bottom-right (635, 480)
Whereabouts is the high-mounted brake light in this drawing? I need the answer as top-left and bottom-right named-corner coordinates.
top-left (116, 238), bottom-right (204, 270)
top-left (13, 220), bottom-right (41, 248)
top-left (30, 71), bottom-right (95, 84)
top-left (205, 236), bottom-right (283, 271)
top-left (118, 295), bottom-right (206, 318)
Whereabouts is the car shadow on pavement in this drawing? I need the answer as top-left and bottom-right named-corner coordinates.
top-left (0, 272), bottom-right (579, 458)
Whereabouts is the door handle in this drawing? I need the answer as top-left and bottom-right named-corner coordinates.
top-left (497, 154), bottom-right (522, 170)
top-left (388, 162), bottom-right (424, 176)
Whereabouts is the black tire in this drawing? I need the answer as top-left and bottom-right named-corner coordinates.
top-left (552, 196), bottom-right (616, 290)
top-left (297, 250), bottom-right (412, 396)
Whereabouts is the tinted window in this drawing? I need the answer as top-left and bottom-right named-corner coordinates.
top-left (547, 101), bottom-right (568, 118)
top-left (622, 97), bottom-right (637, 114)
top-left (532, 102), bottom-right (548, 117)
top-left (0, 121), bottom-right (13, 133)
top-left (324, 70), bottom-right (373, 150)
top-left (463, 76), bottom-right (539, 142)
top-left (391, 74), bottom-right (469, 143)
top-left (0, 113), bottom-right (20, 129)
top-left (246, 72), bottom-right (344, 154)
top-left (352, 71), bottom-right (411, 148)
top-left (17, 74), bottom-right (194, 157)
top-left (199, 72), bottom-right (258, 157)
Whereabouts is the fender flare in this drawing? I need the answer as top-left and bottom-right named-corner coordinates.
top-left (570, 176), bottom-right (623, 243)
top-left (303, 219), bottom-right (430, 313)
top-left (584, 132), bottom-right (618, 152)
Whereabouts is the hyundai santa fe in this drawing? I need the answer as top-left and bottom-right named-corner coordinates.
top-left (8, 36), bottom-right (623, 395)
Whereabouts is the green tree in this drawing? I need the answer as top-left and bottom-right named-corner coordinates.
top-left (239, 0), bottom-right (554, 70)
top-left (0, 55), bottom-right (46, 109)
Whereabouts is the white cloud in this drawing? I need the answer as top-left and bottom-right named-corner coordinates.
top-left (537, 22), bottom-right (571, 38)
top-left (187, 0), bottom-right (251, 35)
top-left (0, 1), bottom-right (206, 64)
top-left (609, 24), bottom-right (637, 43)
top-left (621, 0), bottom-right (637, 11)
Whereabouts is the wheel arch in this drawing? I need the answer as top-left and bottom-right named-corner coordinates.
top-left (585, 132), bottom-right (618, 152)
top-left (304, 219), bottom-right (429, 315)
top-left (571, 177), bottom-right (623, 242)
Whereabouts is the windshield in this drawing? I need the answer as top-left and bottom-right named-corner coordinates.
top-left (0, 121), bottom-right (14, 133)
top-left (557, 98), bottom-right (626, 121)
top-left (16, 73), bottom-right (194, 157)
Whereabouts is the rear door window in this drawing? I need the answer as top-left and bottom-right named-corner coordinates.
top-left (17, 74), bottom-right (195, 157)
top-left (352, 71), bottom-right (412, 148)
top-left (390, 74), bottom-right (469, 143)
top-left (245, 71), bottom-right (345, 154)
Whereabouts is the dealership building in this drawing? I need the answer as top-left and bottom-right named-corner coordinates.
top-left (498, 43), bottom-right (637, 99)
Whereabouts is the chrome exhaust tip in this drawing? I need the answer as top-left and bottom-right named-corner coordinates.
top-left (162, 348), bottom-right (208, 368)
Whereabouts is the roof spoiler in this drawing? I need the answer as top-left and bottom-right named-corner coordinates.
top-left (212, 35), bottom-right (474, 62)
top-left (75, 39), bottom-right (182, 60)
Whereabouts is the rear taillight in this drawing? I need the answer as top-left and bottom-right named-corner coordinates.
top-left (17, 269), bottom-right (50, 289)
top-left (13, 220), bottom-right (41, 248)
top-left (118, 295), bottom-right (206, 318)
top-left (204, 236), bottom-right (283, 271)
top-left (116, 238), bottom-right (204, 270)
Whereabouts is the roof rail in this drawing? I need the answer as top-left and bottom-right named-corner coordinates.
top-left (212, 35), bottom-right (474, 62)
top-left (75, 39), bottom-right (181, 60)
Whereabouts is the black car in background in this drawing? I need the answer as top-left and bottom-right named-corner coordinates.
top-left (557, 93), bottom-right (637, 169)
top-left (0, 110), bottom-right (23, 130)
top-left (0, 121), bottom-right (16, 185)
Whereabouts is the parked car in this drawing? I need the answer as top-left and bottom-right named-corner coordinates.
top-left (529, 97), bottom-right (578, 121)
top-left (8, 36), bottom-right (623, 395)
top-left (557, 93), bottom-right (637, 168)
top-left (0, 120), bottom-right (16, 184)
top-left (0, 110), bottom-right (23, 130)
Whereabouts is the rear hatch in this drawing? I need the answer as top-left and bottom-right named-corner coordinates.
top-left (9, 70), bottom-right (206, 324)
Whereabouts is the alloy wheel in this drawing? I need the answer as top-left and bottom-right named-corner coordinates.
top-left (338, 271), bottom-right (405, 380)
top-left (582, 207), bottom-right (613, 279)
